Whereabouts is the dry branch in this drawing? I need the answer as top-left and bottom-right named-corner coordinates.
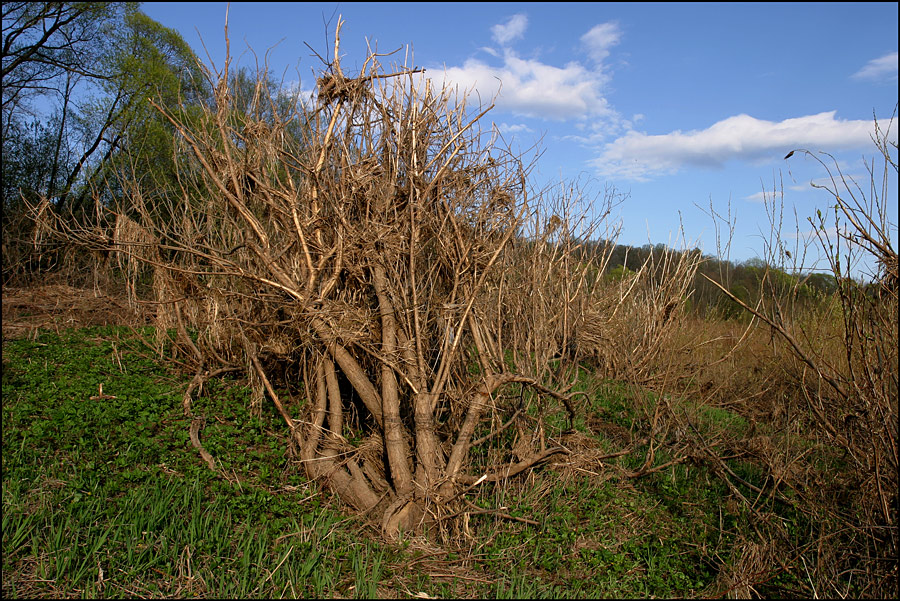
top-left (189, 418), bottom-right (217, 471)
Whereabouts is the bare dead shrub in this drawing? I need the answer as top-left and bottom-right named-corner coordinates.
top-left (42, 19), bottom-right (633, 538)
top-left (20, 195), bottom-right (117, 293)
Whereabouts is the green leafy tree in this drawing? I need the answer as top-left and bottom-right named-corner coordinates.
top-left (1, 2), bottom-right (114, 129)
top-left (2, 2), bottom-right (205, 212)
top-left (1, 2), bottom-right (206, 280)
top-left (2, 2), bottom-right (124, 207)
top-left (77, 7), bottom-right (207, 216)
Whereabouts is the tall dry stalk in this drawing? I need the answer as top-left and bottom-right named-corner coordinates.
top-left (577, 242), bottom-right (704, 389)
top-left (705, 110), bottom-right (898, 596)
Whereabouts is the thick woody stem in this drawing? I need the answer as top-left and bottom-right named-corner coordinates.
top-left (442, 373), bottom-right (517, 489)
top-left (301, 356), bottom-right (380, 513)
top-left (373, 263), bottom-right (414, 493)
top-left (324, 356), bottom-right (343, 435)
top-left (308, 315), bottom-right (384, 427)
top-left (414, 391), bottom-right (443, 487)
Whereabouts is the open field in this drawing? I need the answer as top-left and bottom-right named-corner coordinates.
top-left (3, 284), bottom-right (881, 599)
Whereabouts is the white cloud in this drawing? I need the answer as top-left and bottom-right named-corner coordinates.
top-left (282, 80), bottom-right (317, 109)
top-left (592, 112), bottom-right (881, 181)
top-left (743, 190), bottom-right (769, 203)
top-left (784, 225), bottom-right (845, 246)
top-left (436, 53), bottom-right (615, 120)
top-left (747, 175), bottom-right (867, 202)
top-left (580, 22), bottom-right (622, 64)
top-left (788, 174), bottom-right (866, 192)
top-left (433, 19), bottom-right (623, 122)
top-left (495, 122), bottom-right (533, 134)
top-left (491, 14), bottom-right (528, 46)
top-left (852, 51), bottom-right (898, 82)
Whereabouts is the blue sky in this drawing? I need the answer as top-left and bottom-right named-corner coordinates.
top-left (141, 2), bottom-right (898, 277)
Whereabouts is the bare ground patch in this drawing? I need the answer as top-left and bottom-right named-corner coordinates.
top-left (1, 284), bottom-right (150, 340)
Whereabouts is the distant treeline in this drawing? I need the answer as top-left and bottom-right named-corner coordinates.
top-left (575, 239), bottom-right (842, 319)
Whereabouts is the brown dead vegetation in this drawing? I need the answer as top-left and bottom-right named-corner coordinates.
top-left (1, 284), bottom-right (150, 340)
top-left (16, 17), bottom-right (897, 597)
top-left (28, 19), bottom-right (664, 538)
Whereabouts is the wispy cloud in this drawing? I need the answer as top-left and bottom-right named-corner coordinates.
top-left (746, 174), bottom-right (867, 202)
top-left (495, 122), bottom-right (534, 134)
top-left (851, 51), bottom-right (898, 82)
top-left (433, 17), bottom-right (621, 122)
top-left (743, 190), bottom-right (770, 203)
top-left (491, 14), bottom-right (528, 46)
top-left (580, 22), bottom-right (622, 64)
top-left (282, 80), bottom-right (317, 109)
top-left (783, 225), bottom-right (847, 251)
top-left (592, 112), bottom-right (879, 181)
top-left (788, 174), bottom-right (868, 193)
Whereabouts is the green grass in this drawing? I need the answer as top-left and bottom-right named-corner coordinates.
top-left (1, 326), bottom-right (389, 598)
top-left (463, 468), bottom-right (722, 598)
top-left (2, 325), bottom-right (811, 598)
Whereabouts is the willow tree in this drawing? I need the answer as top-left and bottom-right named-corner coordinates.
top-left (2, 2), bottom-right (207, 284)
top-left (62, 20), bottom-right (620, 537)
